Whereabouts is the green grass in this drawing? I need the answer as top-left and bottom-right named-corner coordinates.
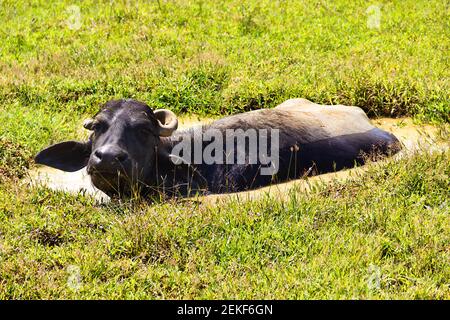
top-left (1, 0), bottom-right (449, 155)
top-left (0, 0), bottom-right (449, 299)
top-left (0, 150), bottom-right (448, 299)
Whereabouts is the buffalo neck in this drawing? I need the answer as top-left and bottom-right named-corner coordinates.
top-left (143, 135), bottom-right (207, 197)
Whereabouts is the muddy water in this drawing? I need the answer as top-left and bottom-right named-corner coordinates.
top-left (25, 117), bottom-right (448, 203)
top-left (373, 118), bottom-right (446, 153)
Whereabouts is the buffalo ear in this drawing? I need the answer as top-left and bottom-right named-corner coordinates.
top-left (83, 119), bottom-right (95, 130)
top-left (35, 141), bottom-right (91, 172)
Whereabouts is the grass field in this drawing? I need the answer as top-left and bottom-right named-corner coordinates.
top-left (0, 0), bottom-right (449, 299)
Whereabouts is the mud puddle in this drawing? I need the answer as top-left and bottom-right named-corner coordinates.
top-left (25, 117), bottom-right (448, 204)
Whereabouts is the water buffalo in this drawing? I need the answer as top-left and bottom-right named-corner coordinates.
top-left (35, 98), bottom-right (401, 197)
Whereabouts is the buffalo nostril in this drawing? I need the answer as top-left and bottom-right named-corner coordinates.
top-left (92, 147), bottom-right (127, 165)
top-left (94, 149), bottom-right (103, 160)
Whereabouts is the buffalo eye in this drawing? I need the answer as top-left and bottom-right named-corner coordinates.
top-left (132, 121), bottom-right (155, 139)
top-left (92, 121), bottom-right (108, 133)
top-left (138, 127), bottom-right (152, 138)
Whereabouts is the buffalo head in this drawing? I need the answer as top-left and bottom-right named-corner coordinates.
top-left (35, 99), bottom-right (178, 196)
